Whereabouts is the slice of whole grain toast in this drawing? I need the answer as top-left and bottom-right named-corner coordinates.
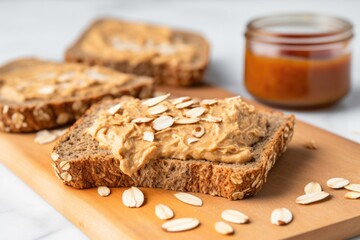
top-left (52, 97), bottom-right (295, 200)
top-left (65, 18), bottom-right (210, 86)
top-left (0, 58), bottom-right (154, 133)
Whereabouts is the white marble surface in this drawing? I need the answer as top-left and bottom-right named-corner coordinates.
top-left (0, 1), bottom-right (359, 239)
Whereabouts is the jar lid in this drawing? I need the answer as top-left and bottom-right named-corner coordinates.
top-left (245, 13), bottom-right (353, 45)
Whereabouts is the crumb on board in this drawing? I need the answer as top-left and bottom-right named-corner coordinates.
top-left (304, 140), bottom-right (318, 150)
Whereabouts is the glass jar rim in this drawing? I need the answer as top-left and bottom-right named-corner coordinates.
top-left (245, 13), bottom-right (353, 45)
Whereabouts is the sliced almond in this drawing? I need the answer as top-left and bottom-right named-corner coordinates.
top-left (87, 70), bottom-right (107, 81)
top-left (214, 221), bottom-right (234, 235)
top-left (34, 130), bottom-right (57, 144)
top-left (185, 107), bottom-right (206, 118)
top-left (221, 209), bottom-right (249, 224)
top-left (175, 117), bottom-right (200, 125)
top-left (162, 218), bottom-right (200, 232)
top-left (271, 208), bottom-right (293, 226)
top-left (54, 128), bottom-right (68, 137)
top-left (171, 96), bottom-right (191, 105)
top-left (327, 178), bottom-right (350, 189)
top-left (60, 172), bottom-right (72, 182)
top-left (122, 187), bottom-right (144, 208)
top-left (296, 191), bottom-right (330, 205)
top-left (344, 191), bottom-right (360, 199)
top-left (344, 184), bottom-right (360, 193)
top-left (304, 181), bottom-right (322, 194)
top-left (142, 93), bottom-right (170, 107)
top-left (155, 204), bottom-right (174, 220)
top-left (107, 103), bottom-right (122, 115)
top-left (201, 99), bottom-right (217, 106)
top-left (148, 104), bottom-right (168, 115)
top-left (192, 126), bottom-right (205, 138)
top-left (59, 161), bottom-right (70, 171)
top-left (143, 131), bottom-right (154, 142)
top-left (38, 86), bottom-right (55, 95)
top-left (131, 117), bottom-right (153, 123)
top-left (51, 152), bottom-right (59, 161)
top-left (187, 137), bottom-right (199, 144)
top-left (201, 116), bottom-right (222, 123)
top-left (152, 116), bottom-right (174, 131)
top-left (174, 192), bottom-right (202, 206)
top-left (175, 100), bottom-right (196, 109)
top-left (97, 186), bottom-right (111, 197)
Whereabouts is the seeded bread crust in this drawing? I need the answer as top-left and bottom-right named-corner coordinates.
top-left (0, 58), bottom-right (154, 133)
top-left (52, 98), bottom-right (295, 200)
top-left (65, 19), bottom-right (210, 86)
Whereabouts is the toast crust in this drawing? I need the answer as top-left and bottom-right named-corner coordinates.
top-left (0, 58), bottom-right (154, 133)
top-left (52, 98), bottom-right (295, 200)
top-left (65, 18), bottom-right (210, 86)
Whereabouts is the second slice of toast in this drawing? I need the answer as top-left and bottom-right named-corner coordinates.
top-left (0, 58), bottom-right (154, 132)
top-left (65, 18), bottom-right (210, 86)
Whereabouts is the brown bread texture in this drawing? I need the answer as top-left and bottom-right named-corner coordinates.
top-left (65, 18), bottom-right (210, 86)
top-left (52, 97), bottom-right (295, 200)
top-left (0, 58), bottom-right (154, 133)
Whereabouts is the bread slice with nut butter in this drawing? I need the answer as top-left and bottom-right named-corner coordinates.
top-left (52, 94), bottom-right (295, 200)
top-left (65, 18), bottom-right (210, 86)
top-left (0, 58), bottom-right (154, 133)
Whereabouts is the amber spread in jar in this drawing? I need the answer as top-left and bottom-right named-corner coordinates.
top-left (245, 49), bottom-right (351, 107)
top-left (86, 95), bottom-right (268, 176)
top-left (244, 14), bottom-right (353, 108)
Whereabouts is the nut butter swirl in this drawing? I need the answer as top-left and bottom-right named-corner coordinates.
top-left (86, 95), bottom-right (268, 176)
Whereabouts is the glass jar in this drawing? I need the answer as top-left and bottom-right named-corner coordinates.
top-left (244, 14), bottom-right (353, 108)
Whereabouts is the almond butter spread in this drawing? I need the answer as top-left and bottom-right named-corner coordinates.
top-left (0, 61), bottom-right (131, 102)
top-left (80, 19), bottom-right (196, 66)
top-left (86, 95), bottom-right (268, 176)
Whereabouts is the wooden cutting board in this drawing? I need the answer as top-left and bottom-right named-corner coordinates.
top-left (0, 85), bottom-right (359, 240)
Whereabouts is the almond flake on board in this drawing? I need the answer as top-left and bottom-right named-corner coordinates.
top-left (221, 209), bottom-right (249, 224)
top-left (142, 93), bottom-right (170, 107)
top-left (122, 187), bottom-right (144, 208)
top-left (185, 107), bottom-right (206, 118)
top-left (304, 181), bottom-right (322, 194)
top-left (34, 130), bottom-right (57, 144)
top-left (152, 116), bottom-right (174, 131)
top-left (148, 104), bottom-right (168, 115)
top-left (326, 178), bottom-right (350, 189)
top-left (97, 186), bottom-right (111, 197)
top-left (143, 131), bottom-right (154, 142)
top-left (271, 208), bottom-right (293, 226)
top-left (155, 204), bottom-right (174, 220)
top-left (174, 192), bottom-right (203, 206)
top-left (296, 191), bottom-right (330, 205)
top-left (214, 221), bottom-right (234, 235)
top-left (162, 218), bottom-right (200, 232)
top-left (344, 191), bottom-right (360, 199)
top-left (344, 184), bottom-right (360, 193)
